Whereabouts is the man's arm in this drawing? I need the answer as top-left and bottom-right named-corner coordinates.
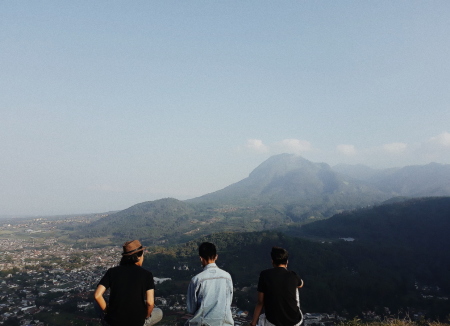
top-left (298, 279), bottom-right (304, 288)
top-left (145, 289), bottom-right (155, 318)
top-left (186, 279), bottom-right (198, 314)
top-left (229, 278), bottom-right (233, 305)
top-left (250, 292), bottom-right (264, 326)
top-left (94, 285), bottom-right (107, 312)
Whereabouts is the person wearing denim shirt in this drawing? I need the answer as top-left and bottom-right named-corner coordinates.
top-left (185, 242), bottom-right (234, 326)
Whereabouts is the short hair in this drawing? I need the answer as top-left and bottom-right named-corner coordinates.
top-left (271, 247), bottom-right (288, 265)
top-left (199, 242), bottom-right (217, 261)
top-left (119, 249), bottom-right (144, 266)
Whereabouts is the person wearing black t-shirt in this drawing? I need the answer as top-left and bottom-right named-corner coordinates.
top-left (94, 240), bottom-right (163, 326)
top-left (250, 247), bottom-right (303, 326)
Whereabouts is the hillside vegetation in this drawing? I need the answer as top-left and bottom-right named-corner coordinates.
top-left (145, 197), bottom-right (450, 319)
top-left (74, 155), bottom-right (450, 245)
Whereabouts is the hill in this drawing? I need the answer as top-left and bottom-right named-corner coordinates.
top-left (74, 155), bottom-right (450, 245)
top-left (294, 196), bottom-right (450, 252)
top-left (146, 197), bottom-right (450, 318)
top-left (79, 198), bottom-right (295, 244)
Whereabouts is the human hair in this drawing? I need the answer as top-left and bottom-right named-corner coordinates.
top-left (119, 249), bottom-right (144, 266)
top-left (198, 242), bottom-right (217, 261)
top-left (271, 246), bottom-right (288, 265)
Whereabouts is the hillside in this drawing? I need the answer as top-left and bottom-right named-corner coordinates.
top-left (189, 154), bottom-right (388, 207)
top-left (295, 197), bottom-right (450, 252)
top-left (76, 155), bottom-right (450, 244)
top-left (146, 197), bottom-right (450, 318)
top-left (79, 198), bottom-right (295, 244)
top-left (333, 162), bottom-right (450, 197)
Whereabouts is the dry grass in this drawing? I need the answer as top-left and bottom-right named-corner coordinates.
top-left (340, 317), bottom-right (450, 326)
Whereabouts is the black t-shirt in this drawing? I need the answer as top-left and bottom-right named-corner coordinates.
top-left (99, 264), bottom-right (155, 326)
top-left (257, 267), bottom-right (302, 326)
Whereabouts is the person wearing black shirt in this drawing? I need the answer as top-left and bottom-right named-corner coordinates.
top-left (94, 240), bottom-right (163, 326)
top-left (250, 247), bottom-right (303, 326)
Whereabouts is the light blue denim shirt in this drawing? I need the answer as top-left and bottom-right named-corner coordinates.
top-left (186, 263), bottom-right (234, 326)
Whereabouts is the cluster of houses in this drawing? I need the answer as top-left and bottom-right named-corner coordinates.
top-left (0, 217), bottom-right (438, 325)
top-left (0, 234), bottom-right (253, 326)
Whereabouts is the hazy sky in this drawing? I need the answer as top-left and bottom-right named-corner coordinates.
top-left (1, 1), bottom-right (450, 216)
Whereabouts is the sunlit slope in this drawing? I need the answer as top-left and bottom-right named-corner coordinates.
top-left (78, 155), bottom-right (450, 245)
top-left (189, 153), bottom-right (388, 208)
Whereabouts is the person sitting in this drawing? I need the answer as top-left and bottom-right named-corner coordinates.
top-left (250, 246), bottom-right (304, 326)
top-left (185, 241), bottom-right (234, 326)
top-left (94, 240), bottom-right (163, 326)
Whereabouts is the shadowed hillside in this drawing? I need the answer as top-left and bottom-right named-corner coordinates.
top-left (146, 197), bottom-right (450, 318)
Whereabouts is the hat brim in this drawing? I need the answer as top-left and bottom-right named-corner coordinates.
top-left (122, 246), bottom-right (146, 256)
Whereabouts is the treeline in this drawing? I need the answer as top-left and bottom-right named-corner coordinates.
top-left (68, 196), bottom-right (376, 246)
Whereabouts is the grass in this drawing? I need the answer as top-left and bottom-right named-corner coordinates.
top-left (339, 317), bottom-right (450, 326)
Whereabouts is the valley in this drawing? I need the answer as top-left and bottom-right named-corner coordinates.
top-left (2, 155), bottom-right (450, 325)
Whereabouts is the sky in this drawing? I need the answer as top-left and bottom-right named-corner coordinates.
top-left (1, 1), bottom-right (450, 216)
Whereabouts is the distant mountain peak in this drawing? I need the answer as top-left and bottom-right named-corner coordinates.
top-left (249, 154), bottom-right (323, 180)
top-left (189, 153), bottom-right (386, 208)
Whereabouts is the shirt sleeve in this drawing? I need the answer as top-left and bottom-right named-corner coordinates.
top-left (295, 273), bottom-right (303, 287)
top-left (257, 272), bottom-right (265, 293)
top-left (146, 271), bottom-right (155, 291)
top-left (98, 268), bottom-right (111, 289)
top-left (228, 275), bottom-right (233, 305)
top-left (186, 277), bottom-right (198, 314)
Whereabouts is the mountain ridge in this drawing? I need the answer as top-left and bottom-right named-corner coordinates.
top-left (77, 154), bottom-right (450, 244)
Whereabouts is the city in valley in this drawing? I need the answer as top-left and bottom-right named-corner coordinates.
top-left (0, 214), bottom-right (259, 326)
top-left (0, 215), bottom-right (433, 326)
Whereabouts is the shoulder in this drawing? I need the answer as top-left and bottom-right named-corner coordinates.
top-left (139, 266), bottom-right (153, 275)
top-left (260, 268), bottom-right (274, 276)
top-left (190, 270), bottom-right (203, 282)
top-left (133, 266), bottom-right (153, 280)
top-left (217, 267), bottom-right (232, 280)
top-left (288, 270), bottom-right (301, 278)
top-left (105, 266), bottom-right (120, 275)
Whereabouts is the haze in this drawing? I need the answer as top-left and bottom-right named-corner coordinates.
top-left (1, 2), bottom-right (450, 216)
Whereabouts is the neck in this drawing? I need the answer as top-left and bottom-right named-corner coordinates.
top-left (201, 259), bottom-right (216, 267)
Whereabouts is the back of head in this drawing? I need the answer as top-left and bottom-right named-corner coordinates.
top-left (271, 246), bottom-right (288, 265)
top-left (120, 250), bottom-right (144, 265)
top-left (199, 242), bottom-right (217, 261)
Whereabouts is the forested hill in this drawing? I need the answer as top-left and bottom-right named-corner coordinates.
top-left (146, 197), bottom-right (450, 318)
top-left (80, 198), bottom-right (198, 243)
top-left (293, 196), bottom-right (450, 251)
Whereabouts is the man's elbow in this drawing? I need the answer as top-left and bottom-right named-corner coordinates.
top-left (93, 291), bottom-right (102, 302)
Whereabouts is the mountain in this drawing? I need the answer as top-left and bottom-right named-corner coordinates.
top-left (333, 162), bottom-right (450, 197)
top-left (332, 163), bottom-right (381, 181)
top-left (367, 162), bottom-right (450, 197)
top-left (77, 155), bottom-right (450, 244)
top-left (189, 154), bottom-right (388, 209)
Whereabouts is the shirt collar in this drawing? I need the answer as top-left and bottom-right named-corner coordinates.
top-left (203, 263), bottom-right (217, 270)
